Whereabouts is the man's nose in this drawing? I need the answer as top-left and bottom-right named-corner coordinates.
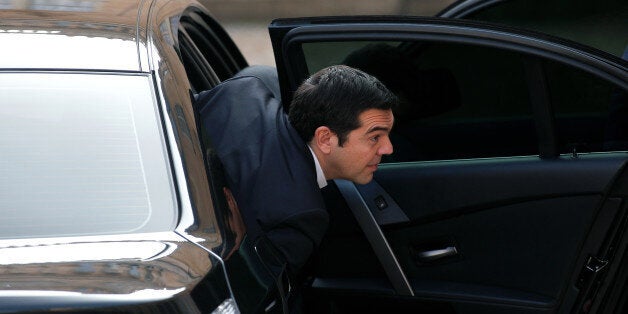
top-left (378, 136), bottom-right (393, 155)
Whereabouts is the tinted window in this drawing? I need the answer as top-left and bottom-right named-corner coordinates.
top-left (545, 60), bottom-right (628, 153)
top-left (302, 41), bottom-right (537, 162)
top-left (0, 73), bottom-right (175, 239)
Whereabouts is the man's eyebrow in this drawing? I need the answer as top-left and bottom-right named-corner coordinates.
top-left (366, 126), bottom-right (392, 134)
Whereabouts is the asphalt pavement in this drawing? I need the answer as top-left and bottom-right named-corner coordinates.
top-left (223, 22), bottom-right (276, 66)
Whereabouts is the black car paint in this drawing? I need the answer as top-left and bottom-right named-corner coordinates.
top-left (1, 0), bottom-right (626, 313)
top-left (0, 0), bottom-right (245, 312)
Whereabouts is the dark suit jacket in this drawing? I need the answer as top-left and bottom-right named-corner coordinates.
top-left (197, 74), bottom-right (329, 274)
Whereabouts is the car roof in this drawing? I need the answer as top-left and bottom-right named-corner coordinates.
top-left (0, 0), bottom-right (147, 72)
top-left (437, 0), bottom-right (628, 58)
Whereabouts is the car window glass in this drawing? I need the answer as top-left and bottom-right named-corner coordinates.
top-left (0, 73), bottom-right (176, 239)
top-left (545, 60), bottom-right (628, 154)
top-left (302, 40), bottom-right (537, 162)
top-left (463, 0), bottom-right (628, 58)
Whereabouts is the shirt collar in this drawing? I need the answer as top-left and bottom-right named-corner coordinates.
top-left (308, 145), bottom-right (328, 189)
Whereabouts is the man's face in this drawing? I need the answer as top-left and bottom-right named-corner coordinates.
top-left (327, 108), bottom-right (394, 184)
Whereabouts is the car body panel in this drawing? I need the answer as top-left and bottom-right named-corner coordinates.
top-left (438, 0), bottom-right (628, 58)
top-left (0, 232), bottom-right (214, 312)
top-left (0, 1), bottom-right (146, 72)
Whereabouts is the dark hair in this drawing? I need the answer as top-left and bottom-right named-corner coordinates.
top-left (343, 43), bottom-right (461, 122)
top-left (288, 65), bottom-right (398, 146)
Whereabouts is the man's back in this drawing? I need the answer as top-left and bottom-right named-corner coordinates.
top-left (197, 73), bottom-right (329, 274)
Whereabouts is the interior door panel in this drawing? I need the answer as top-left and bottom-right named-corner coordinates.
top-left (308, 154), bottom-right (627, 313)
top-left (373, 155), bottom-right (625, 222)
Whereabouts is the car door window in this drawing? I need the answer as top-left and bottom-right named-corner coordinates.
top-left (285, 29), bottom-right (627, 163)
top-left (301, 40), bottom-right (537, 162)
top-left (545, 59), bottom-right (628, 153)
top-left (0, 73), bottom-right (175, 239)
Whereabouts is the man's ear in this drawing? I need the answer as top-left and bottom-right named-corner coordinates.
top-left (312, 126), bottom-right (335, 154)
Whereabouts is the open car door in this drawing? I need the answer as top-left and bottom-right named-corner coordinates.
top-left (269, 17), bottom-right (628, 314)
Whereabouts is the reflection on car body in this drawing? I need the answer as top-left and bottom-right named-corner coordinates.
top-left (0, 0), bottom-right (626, 313)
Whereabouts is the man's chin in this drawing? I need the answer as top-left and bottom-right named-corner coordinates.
top-left (353, 174), bottom-right (374, 185)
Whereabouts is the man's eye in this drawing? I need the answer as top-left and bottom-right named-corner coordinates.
top-left (370, 135), bottom-right (380, 142)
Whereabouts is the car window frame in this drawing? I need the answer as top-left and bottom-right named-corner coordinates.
top-left (178, 6), bottom-right (248, 89)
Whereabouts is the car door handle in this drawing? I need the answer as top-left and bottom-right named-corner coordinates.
top-left (415, 246), bottom-right (458, 262)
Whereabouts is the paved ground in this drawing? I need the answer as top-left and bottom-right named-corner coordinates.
top-left (212, 0), bottom-right (457, 66)
top-left (222, 22), bottom-right (276, 66)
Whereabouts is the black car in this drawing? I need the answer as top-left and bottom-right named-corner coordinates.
top-left (0, 0), bottom-right (626, 313)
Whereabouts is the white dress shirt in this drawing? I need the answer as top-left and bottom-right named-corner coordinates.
top-left (308, 145), bottom-right (328, 189)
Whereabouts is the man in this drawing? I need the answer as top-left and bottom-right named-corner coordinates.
top-left (289, 65), bottom-right (396, 185)
top-left (197, 64), bottom-right (397, 278)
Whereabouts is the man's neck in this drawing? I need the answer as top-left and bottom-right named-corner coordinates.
top-left (307, 145), bottom-right (328, 189)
